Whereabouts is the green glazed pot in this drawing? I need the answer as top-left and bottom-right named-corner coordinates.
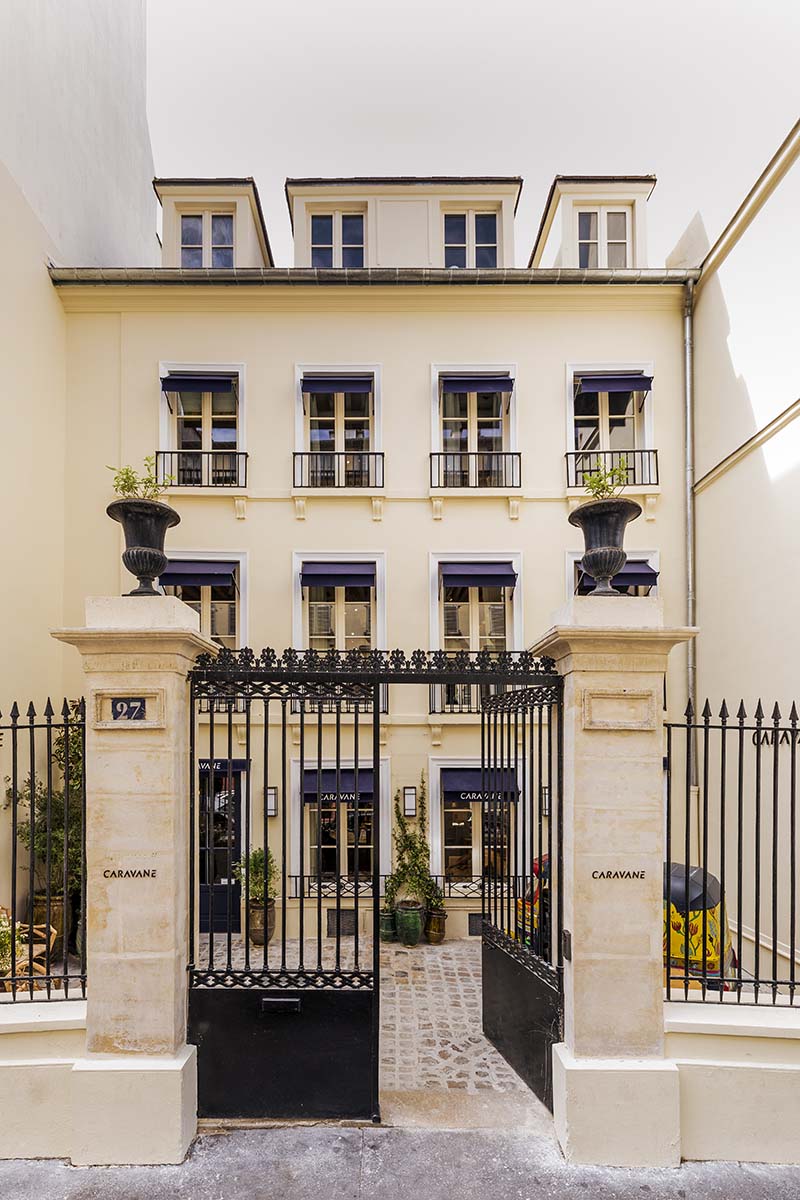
top-left (395, 901), bottom-right (425, 947)
top-left (379, 908), bottom-right (397, 943)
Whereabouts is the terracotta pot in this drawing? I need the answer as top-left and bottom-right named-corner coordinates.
top-left (568, 497), bottom-right (642, 595)
top-left (395, 901), bottom-right (424, 947)
top-left (247, 898), bottom-right (276, 946)
top-left (424, 908), bottom-right (447, 945)
top-left (106, 498), bottom-right (180, 596)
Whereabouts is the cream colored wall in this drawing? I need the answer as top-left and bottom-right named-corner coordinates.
top-left (289, 185), bottom-right (518, 267)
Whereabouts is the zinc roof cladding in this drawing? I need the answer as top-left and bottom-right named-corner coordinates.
top-left (284, 176), bottom-right (524, 229)
top-left (152, 176), bottom-right (274, 267)
top-left (528, 174), bottom-right (658, 268)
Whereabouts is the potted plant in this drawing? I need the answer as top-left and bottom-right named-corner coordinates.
top-left (106, 457), bottom-right (179, 595)
top-left (0, 909), bottom-right (25, 989)
top-left (568, 457), bottom-right (642, 595)
top-left (4, 703), bottom-right (85, 960)
top-left (386, 773), bottom-right (445, 948)
top-left (233, 847), bottom-right (277, 945)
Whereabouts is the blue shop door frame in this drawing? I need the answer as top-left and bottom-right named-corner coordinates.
top-left (199, 763), bottom-right (244, 934)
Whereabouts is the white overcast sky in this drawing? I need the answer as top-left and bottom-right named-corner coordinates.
top-left (147, 0), bottom-right (799, 268)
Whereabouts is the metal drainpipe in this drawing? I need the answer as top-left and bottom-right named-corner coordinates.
top-left (684, 280), bottom-right (698, 804)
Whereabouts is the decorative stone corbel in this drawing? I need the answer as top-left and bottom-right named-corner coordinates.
top-left (372, 496), bottom-right (384, 522)
top-left (294, 497), bottom-right (307, 521)
top-left (234, 496), bottom-right (247, 520)
top-left (431, 498), bottom-right (444, 521)
top-left (644, 494), bottom-right (658, 521)
top-left (508, 497), bottom-right (520, 521)
top-left (430, 724), bottom-right (442, 747)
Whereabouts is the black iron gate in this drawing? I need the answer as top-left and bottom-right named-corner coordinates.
top-left (186, 647), bottom-right (560, 1121)
top-left (480, 682), bottom-right (564, 1111)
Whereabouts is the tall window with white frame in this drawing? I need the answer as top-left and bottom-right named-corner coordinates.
top-left (441, 582), bottom-right (508, 711)
top-left (576, 208), bottom-right (630, 269)
top-left (310, 213), bottom-right (365, 268)
top-left (444, 212), bottom-right (498, 268)
top-left (441, 776), bottom-right (512, 887)
top-left (168, 378), bottom-right (241, 487)
top-left (180, 213), bottom-right (234, 269)
top-left (163, 571), bottom-right (238, 649)
top-left (571, 376), bottom-right (653, 488)
top-left (307, 585), bottom-right (373, 653)
top-left (439, 387), bottom-right (510, 486)
top-left (302, 384), bottom-right (375, 486)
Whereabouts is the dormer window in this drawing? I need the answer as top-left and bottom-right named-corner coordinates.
top-left (577, 208), bottom-right (630, 269)
top-left (180, 212), bottom-right (235, 269)
top-left (444, 212), bottom-right (498, 268)
top-left (310, 213), bottom-right (365, 268)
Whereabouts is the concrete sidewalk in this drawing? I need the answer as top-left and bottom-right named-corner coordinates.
top-left (2, 1127), bottom-right (800, 1199)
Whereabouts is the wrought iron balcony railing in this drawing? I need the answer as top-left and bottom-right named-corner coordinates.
top-left (565, 449), bottom-right (659, 489)
top-left (293, 452), bottom-right (384, 488)
top-left (288, 874), bottom-right (488, 900)
top-left (430, 451), bottom-right (521, 488)
top-left (429, 681), bottom-right (510, 715)
top-left (156, 450), bottom-right (248, 488)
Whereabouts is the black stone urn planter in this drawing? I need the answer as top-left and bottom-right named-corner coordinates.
top-left (106, 499), bottom-right (180, 596)
top-left (568, 497), bottom-right (642, 595)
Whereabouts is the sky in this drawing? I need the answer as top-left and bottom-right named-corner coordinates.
top-left (147, 0), bottom-right (799, 269)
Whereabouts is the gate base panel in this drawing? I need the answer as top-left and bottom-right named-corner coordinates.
top-left (482, 937), bottom-right (561, 1111)
top-left (189, 989), bottom-right (375, 1120)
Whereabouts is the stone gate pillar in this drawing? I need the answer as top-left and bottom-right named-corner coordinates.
top-left (53, 597), bottom-right (216, 1166)
top-left (532, 596), bottom-right (695, 1168)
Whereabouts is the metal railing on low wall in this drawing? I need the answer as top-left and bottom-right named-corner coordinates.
top-left (293, 452), bottom-right (384, 488)
top-left (156, 450), bottom-right (248, 488)
top-left (0, 699), bottom-right (86, 1001)
top-left (430, 451), bottom-right (521, 488)
top-left (565, 448), bottom-right (659, 489)
top-left (666, 699), bottom-right (799, 1005)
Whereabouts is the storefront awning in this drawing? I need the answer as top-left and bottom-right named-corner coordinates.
top-left (301, 375), bottom-right (373, 394)
top-left (160, 374), bottom-right (236, 393)
top-left (440, 374), bottom-right (514, 394)
top-left (575, 373), bottom-right (653, 394)
top-left (441, 767), bottom-right (518, 802)
top-left (439, 561), bottom-right (517, 590)
top-left (577, 559), bottom-right (658, 595)
top-left (159, 560), bottom-right (238, 587)
top-left (303, 769), bottom-right (373, 803)
top-left (300, 561), bottom-right (376, 588)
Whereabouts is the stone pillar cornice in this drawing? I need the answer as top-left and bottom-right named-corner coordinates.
top-left (532, 624), bottom-right (697, 676)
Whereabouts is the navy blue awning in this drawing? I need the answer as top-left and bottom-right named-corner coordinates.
top-left (577, 560), bottom-right (658, 595)
top-left (575, 374), bottom-right (653, 394)
top-left (159, 560), bottom-right (238, 587)
top-left (440, 561), bottom-right (517, 590)
top-left (441, 374), bottom-right (514, 394)
top-left (303, 769), bottom-right (373, 803)
top-left (161, 374), bottom-right (236, 393)
top-left (441, 767), bottom-right (518, 802)
top-left (199, 759), bottom-right (248, 774)
top-left (301, 561), bottom-right (375, 588)
top-left (301, 375), bottom-right (373, 394)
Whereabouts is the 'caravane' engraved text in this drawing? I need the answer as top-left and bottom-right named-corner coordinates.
top-left (592, 869), bottom-right (646, 880)
top-left (103, 868), bottom-right (158, 879)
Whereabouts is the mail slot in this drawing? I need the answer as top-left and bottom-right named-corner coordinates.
top-left (261, 997), bottom-right (301, 1014)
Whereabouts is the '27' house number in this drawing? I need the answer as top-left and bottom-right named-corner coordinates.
top-left (111, 697), bottom-right (147, 721)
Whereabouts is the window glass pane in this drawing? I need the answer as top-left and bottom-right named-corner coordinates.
top-left (608, 391), bottom-right (635, 449)
top-left (308, 597), bottom-right (336, 650)
top-left (310, 806), bottom-right (338, 877)
top-left (607, 242), bottom-right (627, 269)
top-left (210, 601), bottom-right (236, 644)
top-left (444, 213), bottom-right (467, 243)
top-left (574, 419), bottom-right (600, 453)
top-left (442, 421), bottom-right (468, 452)
top-left (311, 246), bottom-right (333, 268)
top-left (344, 421), bottom-right (369, 451)
top-left (578, 242), bottom-right (598, 268)
top-left (344, 591), bottom-right (371, 648)
top-left (574, 391), bottom-right (599, 417)
top-left (475, 245), bottom-right (497, 268)
top-left (211, 389), bottom-right (237, 416)
top-left (443, 593), bottom-right (470, 650)
top-left (444, 245), bottom-right (467, 268)
top-left (442, 392), bottom-right (468, 419)
top-left (341, 214), bottom-right (363, 245)
top-left (308, 393), bottom-right (335, 419)
top-left (211, 247), bottom-right (234, 268)
top-left (477, 586), bottom-right (503, 603)
top-left (211, 214), bottom-right (233, 245)
top-left (341, 246), bottom-right (364, 268)
top-left (211, 420), bottom-right (237, 449)
top-left (444, 802), bottom-right (473, 847)
top-left (479, 596), bottom-right (506, 652)
top-left (606, 212), bottom-right (627, 242)
top-left (181, 247), bottom-right (203, 269)
top-left (175, 584), bottom-right (201, 604)
top-left (311, 214), bottom-right (333, 245)
top-left (474, 213), bottom-right (497, 244)
top-left (578, 212), bottom-right (598, 241)
top-left (310, 423), bottom-right (335, 451)
top-left (476, 392), bottom-right (501, 420)
top-left (308, 586), bottom-right (335, 603)
top-left (344, 586), bottom-right (370, 603)
top-left (344, 392), bottom-right (370, 418)
top-left (608, 392), bottom-right (634, 420)
top-left (177, 390), bottom-right (203, 416)
top-left (181, 215), bottom-right (202, 246)
top-left (177, 419), bottom-right (202, 450)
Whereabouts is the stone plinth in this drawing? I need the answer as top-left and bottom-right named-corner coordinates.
top-left (532, 596), bottom-right (695, 1167)
top-left (51, 596), bottom-right (216, 1164)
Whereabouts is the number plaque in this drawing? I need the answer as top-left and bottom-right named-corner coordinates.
top-left (111, 697), bottom-right (147, 721)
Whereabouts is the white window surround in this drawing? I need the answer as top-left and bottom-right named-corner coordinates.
top-left (294, 363), bottom-right (382, 457)
top-left (159, 361), bottom-right (247, 456)
top-left (564, 548), bottom-right (660, 601)
top-left (430, 362), bottom-right (518, 455)
top-left (428, 755), bottom-right (533, 879)
top-left (307, 206), bottom-right (367, 268)
top-left (440, 204), bottom-right (502, 268)
top-left (292, 550), bottom-right (387, 651)
top-left (289, 755), bottom-right (392, 881)
top-left (428, 551), bottom-right (524, 652)
top-left (564, 360), bottom-right (655, 466)
top-left (158, 548), bottom-right (249, 647)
